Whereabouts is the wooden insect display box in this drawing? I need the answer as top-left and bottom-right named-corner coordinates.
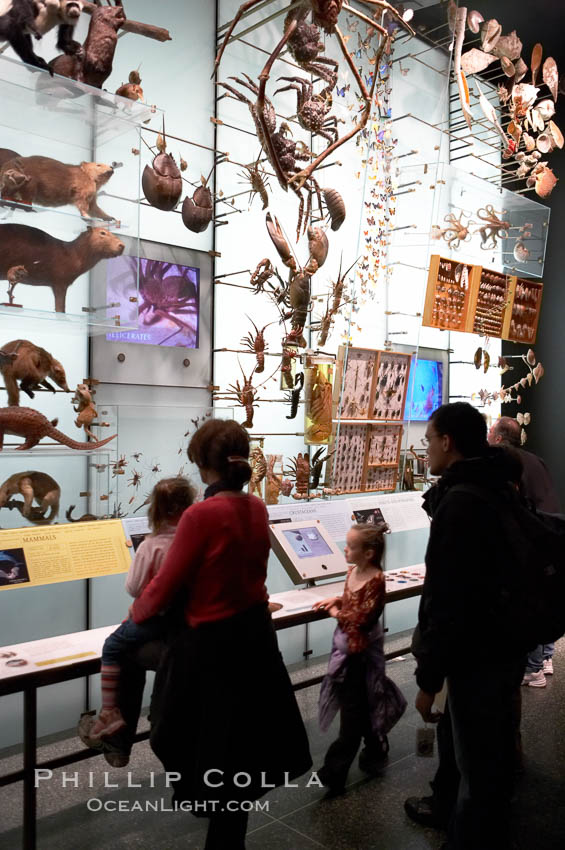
top-left (422, 255), bottom-right (478, 332)
top-left (372, 351), bottom-right (411, 421)
top-left (503, 277), bottom-right (543, 344)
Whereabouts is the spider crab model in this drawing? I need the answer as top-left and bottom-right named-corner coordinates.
top-left (215, 1), bottom-right (414, 232)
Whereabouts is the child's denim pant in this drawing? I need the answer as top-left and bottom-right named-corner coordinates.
top-left (102, 616), bottom-right (166, 665)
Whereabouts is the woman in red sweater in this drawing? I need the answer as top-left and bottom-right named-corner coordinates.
top-left (132, 419), bottom-right (311, 850)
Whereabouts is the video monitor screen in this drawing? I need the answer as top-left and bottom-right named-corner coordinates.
top-left (282, 527), bottom-right (333, 560)
top-left (404, 358), bottom-right (443, 421)
top-left (106, 255), bottom-right (199, 348)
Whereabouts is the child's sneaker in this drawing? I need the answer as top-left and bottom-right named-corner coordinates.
top-left (521, 670), bottom-right (547, 688)
top-left (543, 658), bottom-right (554, 676)
top-left (89, 707), bottom-right (127, 740)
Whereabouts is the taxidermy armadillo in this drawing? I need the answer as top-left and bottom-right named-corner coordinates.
top-left (0, 406), bottom-right (117, 451)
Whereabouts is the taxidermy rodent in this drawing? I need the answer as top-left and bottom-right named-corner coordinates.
top-left (0, 339), bottom-right (70, 406)
top-left (0, 147), bottom-right (20, 168)
top-left (50, 0), bottom-right (126, 89)
top-left (0, 156), bottom-right (115, 220)
top-left (34, 0), bottom-right (83, 55)
top-left (0, 470), bottom-right (60, 522)
top-left (0, 224), bottom-right (124, 312)
top-left (0, 0), bottom-right (50, 73)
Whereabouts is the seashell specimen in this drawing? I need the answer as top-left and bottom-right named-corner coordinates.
top-left (530, 108), bottom-right (545, 133)
top-left (531, 43), bottom-right (543, 85)
top-left (536, 133), bottom-right (554, 154)
top-left (512, 84), bottom-right (539, 117)
top-left (533, 165), bottom-right (558, 198)
top-left (467, 10), bottom-right (484, 34)
top-left (513, 57), bottom-right (528, 83)
top-left (480, 19), bottom-right (502, 53)
top-left (142, 152), bottom-right (182, 211)
top-left (500, 56), bottom-right (515, 77)
top-left (461, 48), bottom-right (497, 75)
top-left (548, 120), bottom-right (564, 149)
top-left (536, 99), bottom-right (556, 120)
top-left (522, 132), bottom-right (536, 151)
top-left (492, 31), bottom-right (522, 61)
top-left (513, 241), bottom-right (530, 263)
top-left (543, 57), bottom-right (559, 101)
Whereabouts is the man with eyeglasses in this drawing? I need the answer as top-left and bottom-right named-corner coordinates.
top-left (405, 402), bottom-right (525, 850)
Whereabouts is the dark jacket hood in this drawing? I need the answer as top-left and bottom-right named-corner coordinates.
top-left (423, 447), bottom-right (516, 517)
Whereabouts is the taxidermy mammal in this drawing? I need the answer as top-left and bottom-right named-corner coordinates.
top-left (0, 224), bottom-right (124, 312)
top-left (0, 148), bottom-right (20, 168)
top-left (49, 0), bottom-right (126, 89)
top-left (0, 0), bottom-right (50, 73)
top-left (0, 339), bottom-right (69, 406)
top-left (0, 405), bottom-right (117, 450)
top-left (0, 156), bottom-right (115, 220)
top-left (0, 470), bottom-right (60, 522)
top-left (34, 0), bottom-right (83, 55)
top-left (72, 382), bottom-right (99, 440)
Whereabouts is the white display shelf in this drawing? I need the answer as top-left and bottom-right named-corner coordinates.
top-left (0, 54), bottom-right (161, 150)
top-left (0, 445), bottom-right (116, 457)
top-left (0, 304), bottom-right (136, 336)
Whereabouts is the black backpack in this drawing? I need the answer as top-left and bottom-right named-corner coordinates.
top-left (454, 484), bottom-right (565, 650)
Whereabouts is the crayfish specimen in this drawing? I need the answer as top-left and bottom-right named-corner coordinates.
top-left (238, 154), bottom-right (270, 210)
top-left (241, 317), bottom-right (274, 373)
top-left (215, 363), bottom-right (259, 429)
top-left (249, 445), bottom-right (267, 497)
top-left (314, 255), bottom-right (358, 347)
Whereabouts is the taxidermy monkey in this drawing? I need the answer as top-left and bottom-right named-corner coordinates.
top-left (34, 0), bottom-right (84, 55)
top-left (0, 339), bottom-right (70, 406)
top-left (0, 0), bottom-right (50, 72)
top-left (0, 470), bottom-right (60, 522)
top-left (0, 156), bottom-right (115, 220)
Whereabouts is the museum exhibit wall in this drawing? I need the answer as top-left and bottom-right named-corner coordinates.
top-left (0, 1), bottom-right (555, 747)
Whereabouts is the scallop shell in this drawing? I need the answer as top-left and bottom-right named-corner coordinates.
top-left (543, 57), bottom-right (559, 101)
top-left (513, 241), bottom-right (530, 263)
top-left (480, 19), bottom-right (502, 53)
top-left (467, 10), bottom-right (484, 34)
top-left (536, 133), bottom-right (554, 154)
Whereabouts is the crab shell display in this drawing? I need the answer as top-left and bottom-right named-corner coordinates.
top-left (181, 186), bottom-right (213, 233)
top-left (142, 152), bottom-right (182, 211)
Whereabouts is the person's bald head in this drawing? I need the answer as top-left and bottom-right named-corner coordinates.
top-left (488, 417), bottom-right (521, 448)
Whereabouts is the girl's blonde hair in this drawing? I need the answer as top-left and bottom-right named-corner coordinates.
top-left (148, 477), bottom-right (195, 534)
top-left (350, 522), bottom-right (389, 566)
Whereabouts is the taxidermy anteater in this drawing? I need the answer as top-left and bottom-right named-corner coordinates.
top-left (0, 470), bottom-right (60, 522)
top-left (0, 0), bottom-right (51, 73)
top-left (0, 223), bottom-right (124, 312)
top-left (0, 147), bottom-right (20, 168)
top-left (0, 339), bottom-right (70, 405)
top-left (50, 0), bottom-right (126, 89)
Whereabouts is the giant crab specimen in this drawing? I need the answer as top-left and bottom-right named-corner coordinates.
top-left (274, 75), bottom-right (339, 146)
top-left (126, 257), bottom-right (198, 343)
top-left (475, 205), bottom-right (511, 249)
top-left (217, 74), bottom-right (322, 237)
top-left (215, 2), bottom-right (413, 196)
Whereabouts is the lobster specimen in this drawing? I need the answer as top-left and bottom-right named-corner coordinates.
top-left (238, 154), bottom-right (270, 210)
top-left (264, 212), bottom-right (329, 347)
top-left (217, 73), bottom-right (320, 237)
top-left (265, 454), bottom-right (283, 505)
top-left (215, 3), bottom-right (413, 202)
top-left (249, 445), bottom-right (267, 497)
top-left (285, 371), bottom-right (304, 419)
top-left (284, 452), bottom-right (311, 499)
top-left (240, 317), bottom-right (273, 373)
top-left (215, 362), bottom-right (258, 429)
top-left (314, 255), bottom-right (358, 347)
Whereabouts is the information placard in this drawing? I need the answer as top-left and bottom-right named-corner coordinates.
top-left (0, 520), bottom-right (130, 591)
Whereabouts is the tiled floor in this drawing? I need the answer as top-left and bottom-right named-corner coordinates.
top-left (1, 639), bottom-right (564, 849)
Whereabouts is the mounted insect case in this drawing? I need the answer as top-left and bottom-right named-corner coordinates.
top-left (268, 519), bottom-right (346, 584)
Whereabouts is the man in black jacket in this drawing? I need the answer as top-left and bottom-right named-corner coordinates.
top-left (488, 416), bottom-right (560, 687)
top-left (408, 403), bottom-right (525, 850)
